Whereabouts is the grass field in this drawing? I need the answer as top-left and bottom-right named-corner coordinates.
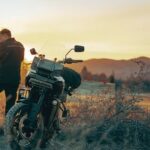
top-left (0, 81), bottom-right (150, 149)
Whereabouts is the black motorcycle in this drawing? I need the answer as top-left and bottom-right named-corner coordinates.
top-left (4, 45), bottom-right (84, 149)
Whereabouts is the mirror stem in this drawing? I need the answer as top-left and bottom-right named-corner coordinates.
top-left (65, 48), bottom-right (73, 60)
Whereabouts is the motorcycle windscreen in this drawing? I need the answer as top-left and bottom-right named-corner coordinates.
top-left (31, 57), bottom-right (63, 72)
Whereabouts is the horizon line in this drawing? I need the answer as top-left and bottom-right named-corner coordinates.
top-left (24, 56), bottom-right (150, 63)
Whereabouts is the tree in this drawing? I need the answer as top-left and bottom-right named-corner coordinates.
top-left (109, 71), bottom-right (115, 83)
top-left (81, 66), bottom-right (92, 81)
top-left (99, 73), bottom-right (108, 83)
top-left (93, 74), bottom-right (100, 81)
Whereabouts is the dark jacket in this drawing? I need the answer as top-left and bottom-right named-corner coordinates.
top-left (0, 38), bottom-right (24, 84)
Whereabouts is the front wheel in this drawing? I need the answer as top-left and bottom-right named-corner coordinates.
top-left (4, 102), bottom-right (44, 150)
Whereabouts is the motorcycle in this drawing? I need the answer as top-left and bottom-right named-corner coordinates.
top-left (4, 45), bottom-right (84, 149)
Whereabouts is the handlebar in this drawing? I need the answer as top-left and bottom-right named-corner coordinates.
top-left (58, 58), bottom-right (83, 64)
top-left (66, 59), bottom-right (83, 64)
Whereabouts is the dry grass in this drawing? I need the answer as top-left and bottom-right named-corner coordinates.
top-left (0, 81), bottom-right (150, 150)
top-left (56, 82), bottom-right (150, 150)
top-left (0, 92), bottom-right (5, 127)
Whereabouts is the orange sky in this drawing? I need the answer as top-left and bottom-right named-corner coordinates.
top-left (0, 0), bottom-right (150, 61)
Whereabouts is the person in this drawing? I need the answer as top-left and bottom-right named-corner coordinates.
top-left (0, 28), bottom-right (24, 114)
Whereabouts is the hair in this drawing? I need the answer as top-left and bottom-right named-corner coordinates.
top-left (0, 28), bottom-right (11, 37)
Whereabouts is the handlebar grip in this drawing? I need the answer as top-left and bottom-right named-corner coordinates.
top-left (57, 60), bottom-right (64, 64)
top-left (72, 60), bottom-right (83, 63)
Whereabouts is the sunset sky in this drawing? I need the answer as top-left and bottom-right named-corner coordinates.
top-left (0, 0), bottom-right (150, 61)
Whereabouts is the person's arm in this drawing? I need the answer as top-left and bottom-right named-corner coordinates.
top-left (17, 42), bottom-right (24, 62)
top-left (20, 46), bottom-right (24, 62)
top-left (0, 43), bottom-right (8, 61)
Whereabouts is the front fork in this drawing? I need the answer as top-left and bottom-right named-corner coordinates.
top-left (48, 99), bottom-right (59, 131)
top-left (27, 88), bottom-right (60, 131)
top-left (27, 88), bottom-right (47, 128)
top-left (27, 88), bottom-right (67, 132)
top-left (48, 100), bottom-right (70, 131)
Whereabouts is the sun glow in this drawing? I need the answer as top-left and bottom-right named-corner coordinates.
top-left (1, 1), bottom-right (149, 60)
top-left (24, 47), bottom-right (34, 62)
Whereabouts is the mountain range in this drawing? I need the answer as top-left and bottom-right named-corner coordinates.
top-left (66, 56), bottom-right (150, 80)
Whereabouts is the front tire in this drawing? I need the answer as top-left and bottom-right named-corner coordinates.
top-left (4, 102), bottom-right (44, 150)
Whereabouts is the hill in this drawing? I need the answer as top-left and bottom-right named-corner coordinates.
top-left (65, 56), bottom-right (150, 80)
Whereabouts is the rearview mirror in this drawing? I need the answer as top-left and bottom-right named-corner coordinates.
top-left (74, 45), bottom-right (84, 52)
top-left (30, 48), bottom-right (38, 55)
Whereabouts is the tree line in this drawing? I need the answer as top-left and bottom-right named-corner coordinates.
top-left (80, 66), bottom-right (115, 83)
